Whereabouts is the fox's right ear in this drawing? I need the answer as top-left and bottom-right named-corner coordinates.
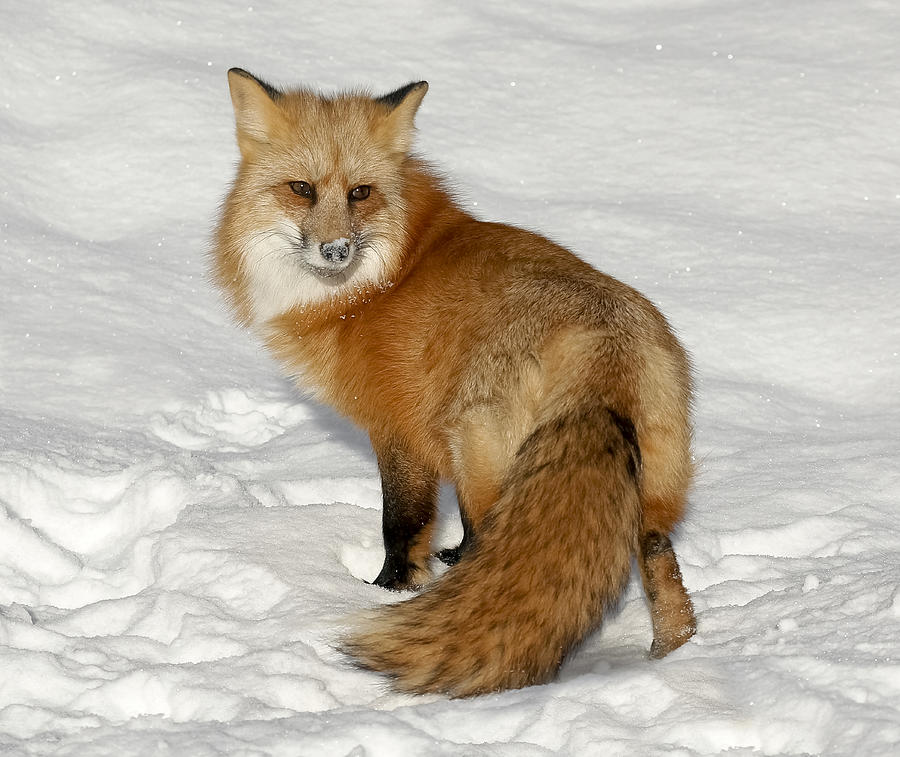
top-left (227, 68), bottom-right (285, 157)
top-left (375, 81), bottom-right (428, 156)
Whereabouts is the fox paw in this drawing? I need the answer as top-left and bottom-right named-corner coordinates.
top-left (435, 544), bottom-right (463, 566)
top-left (649, 622), bottom-right (696, 659)
top-left (371, 559), bottom-right (429, 591)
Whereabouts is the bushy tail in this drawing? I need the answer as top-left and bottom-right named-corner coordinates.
top-left (342, 405), bottom-right (642, 697)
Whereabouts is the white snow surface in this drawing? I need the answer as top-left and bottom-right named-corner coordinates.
top-left (2, 1), bottom-right (899, 754)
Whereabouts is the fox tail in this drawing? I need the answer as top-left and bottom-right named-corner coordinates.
top-left (341, 404), bottom-right (642, 697)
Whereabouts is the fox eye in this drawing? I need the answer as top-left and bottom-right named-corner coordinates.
top-left (349, 185), bottom-right (371, 202)
top-left (289, 181), bottom-right (314, 198)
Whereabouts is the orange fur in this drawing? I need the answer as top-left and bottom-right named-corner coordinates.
top-left (212, 70), bottom-right (696, 696)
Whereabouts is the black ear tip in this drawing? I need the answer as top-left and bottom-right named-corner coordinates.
top-left (227, 68), bottom-right (282, 101)
top-left (377, 80), bottom-right (429, 108)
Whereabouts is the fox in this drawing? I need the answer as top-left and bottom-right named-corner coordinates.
top-left (212, 68), bottom-right (697, 697)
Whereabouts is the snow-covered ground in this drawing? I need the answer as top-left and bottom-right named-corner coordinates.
top-left (2, 1), bottom-right (899, 754)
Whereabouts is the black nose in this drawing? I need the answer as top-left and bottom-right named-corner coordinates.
top-left (321, 240), bottom-right (350, 263)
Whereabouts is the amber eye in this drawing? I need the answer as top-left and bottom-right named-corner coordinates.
top-left (349, 185), bottom-right (371, 201)
top-left (289, 181), bottom-right (314, 199)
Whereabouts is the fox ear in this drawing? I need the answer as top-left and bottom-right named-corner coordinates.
top-left (227, 68), bottom-right (285, 157)
top-left (376, 81), bottom-right (428, 155)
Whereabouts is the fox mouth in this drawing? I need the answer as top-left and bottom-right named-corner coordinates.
top-left (251, 224), bottom-right (381, 288)
top-left (304, 262), bottom-right (351, 279)
top-left (279, 230), bottom-right (362, 281)
top-left (296, 248), bottom-right (363, 283)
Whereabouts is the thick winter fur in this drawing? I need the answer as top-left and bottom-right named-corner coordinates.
top-left (213, 69), bottom-right (697, 697)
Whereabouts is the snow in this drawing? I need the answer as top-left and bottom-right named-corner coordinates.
top-left (1, 0), bottom-right (898, 754)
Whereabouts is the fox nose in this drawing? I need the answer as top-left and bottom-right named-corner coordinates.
top-left (320, 239), bottom-right (351, 263)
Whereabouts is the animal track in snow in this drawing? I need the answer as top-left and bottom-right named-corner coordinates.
top-left (150, 388), bottom-right (313, 451)
top-left (0, 450), bottom-right (197, 609)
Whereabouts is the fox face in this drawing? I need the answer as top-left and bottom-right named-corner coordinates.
top-left (218, 70), bottom-right (428, 325)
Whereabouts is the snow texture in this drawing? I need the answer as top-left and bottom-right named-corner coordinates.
top-left (2, 1), bottom-right (899, 754)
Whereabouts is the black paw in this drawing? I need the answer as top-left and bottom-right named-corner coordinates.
top-left (435, 545), bottom-right (463, 566)
top-left (371, 559), bottom-right (419, 591)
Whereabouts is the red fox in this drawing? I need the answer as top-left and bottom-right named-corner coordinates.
top-left (213, 69), bottom-right (696, 697)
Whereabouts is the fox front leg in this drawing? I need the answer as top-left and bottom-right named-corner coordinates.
top-left (371, 440), bottom-right (439, 590)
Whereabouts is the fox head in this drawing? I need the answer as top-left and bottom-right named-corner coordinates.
top-left (215, 69), bottom-right (428, 325)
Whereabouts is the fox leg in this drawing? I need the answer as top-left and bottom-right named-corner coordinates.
top-left (437, 407), bottom-right (509, 566)
top-left (637, 426), bottom-right (696, 657)
top-left (435, 505), bottom-right (474, 566)
top-left (371, 439), bottom-right (439, 591)
top-left (434, 474), bottom-right (496, 566)
top-left (638, 524), bottom-right (695, 657)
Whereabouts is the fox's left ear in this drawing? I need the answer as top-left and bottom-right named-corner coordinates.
top-left (376, 81), bottom-right (428, 155)
top-left (227, 68), bottom-right (287, 158)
